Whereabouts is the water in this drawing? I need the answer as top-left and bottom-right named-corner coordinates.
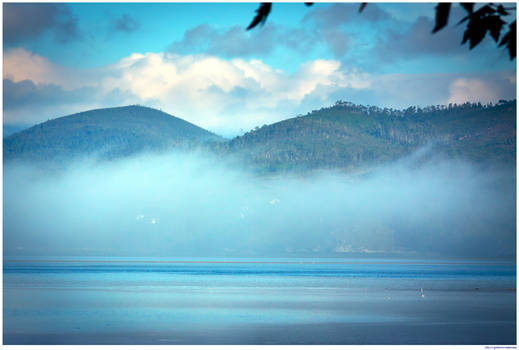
top-left (3, 257), bottom-right (516, 344)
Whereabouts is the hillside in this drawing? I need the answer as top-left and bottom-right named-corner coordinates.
top-left (224, 100), bottom-right (516, 172)
top-left (4, 105), bottom-right (223, 162)
top-left (4, 101), bottom-right (516, 171)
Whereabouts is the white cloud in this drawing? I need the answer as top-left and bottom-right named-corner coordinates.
top-left (104, 53), bottom-right (354, 105)
top-left (3, 48), bottom-right (95, 90)
top-left (4, 49), bottom-right (514, 136)
top-left (447, 76), bottom-right (515, 105)
top-left (4, 48), bottom-right (61, 84)
top-left (4, 49), bottom-right (372, 135)
top-left (103, 53), bottom-right (373, 133)
top-left (448, 78), bottom-right (495, 105)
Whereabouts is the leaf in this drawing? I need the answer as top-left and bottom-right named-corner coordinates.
top-left (462, 29), bottom-right (470, 44)
top-left (458, 15), bottom-right (471, 24)
top-left (459, 3), bottom-right (507, 51)
top-left (499, 21), bottom-right (516, 59)
top-left (460, 3), bottom-right (474, 14)
top-left (359, 3), bottom-right (367, 13)
top-left (463, 16), bottom-right (487, 49)
top-left (432, 3), bottom-right (451, 33)
top-left (497, 4), bottom-right (509, 16)
top-left (468, 25), bottom-right (486, 49)
top-left (500, 21), bottom-right (515, 47)
top-left (484, 15), bottom-right (505, 42)
top-left (507, 21), bottom-right (516, 59)
top-left (246, 3), bottom-right (272, 31)
top-left (473, 4), bottom-right (496, 17)
top-left (457, 3), bottom-right (476, 25)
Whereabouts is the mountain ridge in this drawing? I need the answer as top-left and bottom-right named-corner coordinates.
top-left (4, 101), bottom-right (516, 171)
top-left (223, 100), bottom-right (516, 171)
top-left (4, 105), bottom-right (223, 162)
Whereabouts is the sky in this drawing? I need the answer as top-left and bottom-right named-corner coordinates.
top-left (3, 2), bottom-right (517, 137)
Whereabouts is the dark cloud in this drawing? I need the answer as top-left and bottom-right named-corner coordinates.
top-left (303, 3), bottom-right (391, 26)
top-left (301, 3), bottom-right (392, 58)
top-left (3, 78), bottom-right (146, 126)
top-left (278, 27), bottom-right (315, 53)
top-left (302, 3), bottom-right (512, 62)
top-left (377, 16), bottom-right (465, 59)
top-left (3, 78), bottom-right (145, 114)
top-left (112, 14), bottom-right (140, 33)
top-left (169, 24), bottom-right (276, 57)
top-left (3, 3), bottom-right (80, 45)
top-left (168, 4), bottom-right (393, 59)
top-left (169, 23), bottom-right (314, 57)
top-left (3, 79), bottom-right (91, 110)
top-left (375, 5), bottom-right (514, 61)
top-left (3, 78), bottom-right (94, 126)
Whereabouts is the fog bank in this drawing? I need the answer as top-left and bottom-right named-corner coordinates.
top-left (4, 150), bottom-right (516, 259)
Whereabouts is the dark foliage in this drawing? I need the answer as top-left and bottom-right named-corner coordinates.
top-left (433, 2), bottom-right (515, 58)
top-left (499, 20), bottom-right (516, 59)
top-left (432, 3), bottom-right (451, 33)
top-left (246, 3), bottom-right (272, 30)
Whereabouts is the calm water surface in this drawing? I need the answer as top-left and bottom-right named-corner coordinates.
top-left (3, 257), bottom-right (516, 344)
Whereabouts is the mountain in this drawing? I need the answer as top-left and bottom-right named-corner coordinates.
top-left (4, 101), bottom-right (516, 171)
top-left (4, 105), bottom-right (223, 162)
top-left (224, 100), bottom-right (516, 172)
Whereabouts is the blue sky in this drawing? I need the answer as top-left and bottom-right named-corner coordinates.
top-left (3, 2), bottom-right (516, 136)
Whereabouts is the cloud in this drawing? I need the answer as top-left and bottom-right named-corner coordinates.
top-left (2, 49), bottom-right (142, 125)
top-left (4, 49), bottom-right (368, 133)
top-left (377, 16), bottom-right (465, 59)
top-left (166, 2), bottom-right (512, 67)
top-left (3, 48), bottom-right (92, 89)
top-left (304, 3), bottom-right (392, 26)
top-left (449, 79), bottom-right (492, 104)
top-left (333, 71), bottom-right (516, 109)
top-left (100, 53), bottom-right (370, 133)
top-left (3, 48), bottom-right (515, 136)
top-left (301, 3), bottom-right (392, 58)
top-left (4, 48), bottom-right (58, 84)
top-left (3, 3), bottom-right (80, 45)
top-left (3, 79), bottom-right (92, 110)
top-left (369, 73), bottom-right (455, 107)
top-left (2, 77), bottom-right (141, 126)
top-left (298, 3), bottom-right (513, 67)
top-left (374, 4), bottom-right (515, 63)
top-left (448, 73), bottom-right (517, 105)
top-left (112, 14), bottom-right (140, 33)
top-left (169, 23), bottom-right (313, 58)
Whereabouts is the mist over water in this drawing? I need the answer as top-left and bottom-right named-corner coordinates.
top-left (3, 149), bottom-right (516, 259)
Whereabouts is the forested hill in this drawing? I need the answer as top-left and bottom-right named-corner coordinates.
top-left (4, 101), bottom-right (516, 171)
top-left (4, 105), bottom-right (223, 162)
top-left (224, 100), bottom-right (516, 172)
